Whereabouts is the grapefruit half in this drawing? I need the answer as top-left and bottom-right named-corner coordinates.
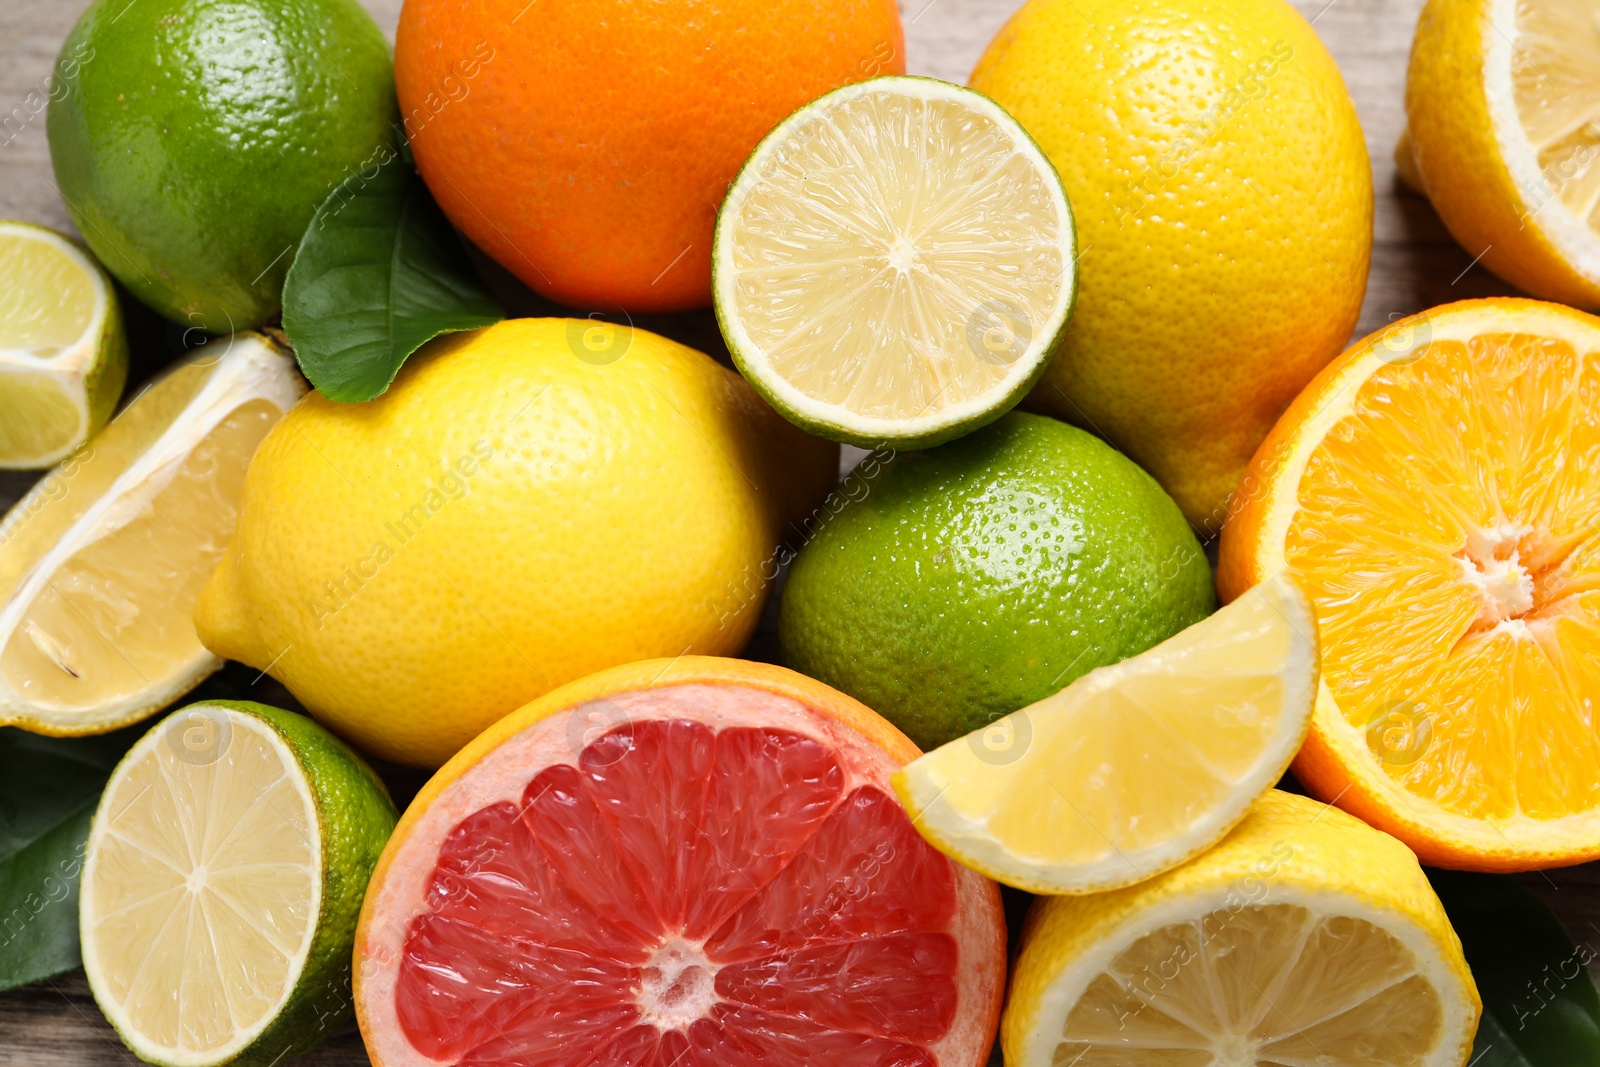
top-left (354, 657), bottom-right (1006, 1067)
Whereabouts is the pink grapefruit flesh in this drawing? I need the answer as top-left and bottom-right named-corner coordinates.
top-left (356, 681), bottom-right (1005, 1067)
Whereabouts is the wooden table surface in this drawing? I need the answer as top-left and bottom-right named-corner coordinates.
top-left (0, 0), bottom-right (1589, 1063)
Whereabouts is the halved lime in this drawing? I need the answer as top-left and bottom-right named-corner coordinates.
top-left (0, 220), bottom-right (128, 468)
top-left (713, 76), bottom-right (1077, 449)
top-left (81, 700), bottom-right (398, 1067)
top-left (0, 333), bottom-right (306, 735)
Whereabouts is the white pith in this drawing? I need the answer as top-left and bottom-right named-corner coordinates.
top-left (637, 937), bottom-right (720, 1031)
top-left (1455, 520), bottom-right (1538, 626)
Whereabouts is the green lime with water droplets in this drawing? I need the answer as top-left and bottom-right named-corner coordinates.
top-left (779, 411), bottom-right (1215, 750)
top-left (47, 0), bottom-right (398, 332)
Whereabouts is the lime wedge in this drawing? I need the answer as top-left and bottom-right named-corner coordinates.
top-left (81, 700), bottom-right (397, 1067)
top-left (0, 334), bottom-right (306, 735)
top-left (894, 574), bottom-right (1318, 894)
top-left (713, 76), bottom-right (1077, 449)
top-left (0, 220), bottom-right (128, 468)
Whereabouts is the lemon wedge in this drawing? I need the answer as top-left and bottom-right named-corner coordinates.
top-left (0, 220), bottom-right (128, 468)
top-left (1003, 790), bottom-right (1479, 1067)
top-left (0, 334), bottom-right (306, 734)
top-left (894, 574), bottom-right (1316, 894)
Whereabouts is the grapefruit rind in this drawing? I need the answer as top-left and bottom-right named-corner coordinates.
top-left (355, 657), bottom-right (1006, 1067)
top-left (1218, 298), bottom-right (1600, 869)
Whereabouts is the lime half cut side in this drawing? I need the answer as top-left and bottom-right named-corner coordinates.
top-left (713, 76), bottom-right (1077, 449)
top-left (0, 220), bottom-right (128, 468)
top-left (81, 700), bottom-right (397, 1067)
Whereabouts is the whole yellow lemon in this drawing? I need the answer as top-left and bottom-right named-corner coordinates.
top-left (971, 0), bottom-right (1372, 528)
top-left (195, 319), bottom-right (838, 767)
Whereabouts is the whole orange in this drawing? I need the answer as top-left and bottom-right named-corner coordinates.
top-left (394, 0), bottom-right (905, 313)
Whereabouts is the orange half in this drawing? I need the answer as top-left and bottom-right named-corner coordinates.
top-left (1220, 298), bottom-right (1600, 870)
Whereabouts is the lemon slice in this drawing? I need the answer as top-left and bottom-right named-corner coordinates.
top-left (894, 574), bottom-right (1316, 894)
top-left (0, 334), bottom-right (306, 735)
top-left (713, 75), bottom-right (1077, 449)
top-left (0, 220), bottom-right (129, 468)
top-left (81, 700), bottom-right (397, 1067)
top-left (1402, 0), bottom-right (1600, 306)
top-left (1003, 790), bottom-right (1479, 1067)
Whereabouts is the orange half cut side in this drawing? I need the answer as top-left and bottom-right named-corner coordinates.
top-left (1220, 298), bottom-right (1600, 870)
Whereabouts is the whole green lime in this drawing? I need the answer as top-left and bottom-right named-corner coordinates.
top-left (779, 412), bottom-right (1216, 751)
top-left (47, 0), bottom-right (398, 332)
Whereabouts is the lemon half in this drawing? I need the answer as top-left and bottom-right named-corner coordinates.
top-left (1404, 0), bottom-right (1600, 306)
top-left (1004, 790), bottom-right (1480, 1067)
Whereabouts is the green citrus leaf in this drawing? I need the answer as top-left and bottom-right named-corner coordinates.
top-left (0, 725), bottom-right (142, 991)
top-left (282, 152), bottom-right (503, 403)
top-left (1429, 869), bottom-right (1600, 1067)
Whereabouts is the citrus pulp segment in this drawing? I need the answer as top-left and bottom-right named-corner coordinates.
top-left (1220, 298), bottom-right (1600, 869)
top-left (713, 76), bottom-right (1076, 449)
top-left (1403, 0), bottom-right (1600, 306)
top-left (80, 700), bottom-right (398, 1067)
top-left (1003, 791), bottom-right (1479, 1067)
top-left (0, 334), bottom-right (306, 735)
top-left (895, 573), bottom-right (1316, 894)
top-left (0, 220), bottom-right (127, 468)
top-left (355, 657), bottom-right (1006, 1067)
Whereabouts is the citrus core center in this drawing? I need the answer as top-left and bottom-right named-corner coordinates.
top-left (637, 937), bottom-right (718, 1031)
top-left (1455, 521), bottom-right (1566, 634)
top-left (887, 234), bottom-right (918, 274)
top-left (1211, 1033), bottom-right (1258, 1066)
